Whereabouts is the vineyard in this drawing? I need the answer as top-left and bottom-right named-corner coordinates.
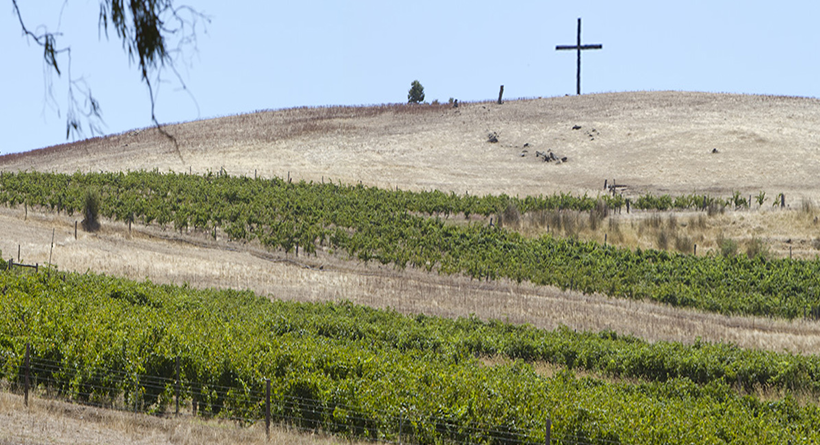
top-left (1, 268), bottom-right (820, 444)
top-left (1, 170), bottom-right (819, 319)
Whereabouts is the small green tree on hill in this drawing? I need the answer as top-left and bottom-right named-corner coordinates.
top-left (407, 80), bottom-right (425, 104)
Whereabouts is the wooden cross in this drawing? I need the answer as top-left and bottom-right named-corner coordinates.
top-left (556, 18), bottom-right (603, 95)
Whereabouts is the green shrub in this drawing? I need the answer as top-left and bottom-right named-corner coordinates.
top-left (82, 189), bottom-right (101, 231)
top-left (717, 234), bottom-right (737, 257)
top-left (407, 80), bottom-right (425, 104)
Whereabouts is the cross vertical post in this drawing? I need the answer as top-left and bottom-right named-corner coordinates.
top-left (556, 18), bottom-right (603, 95)
top-left (576, 18), bottom-right (581, 95)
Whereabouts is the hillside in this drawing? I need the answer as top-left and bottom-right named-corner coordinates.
top-left (1, 91), bottom-right (820, 356)
top-left (3, 91), bottom-right (820, 444)
top-left (4, 91), bottom-right (820, 201)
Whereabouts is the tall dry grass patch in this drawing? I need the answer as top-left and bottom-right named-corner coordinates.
top-left (0, 390), bottom-right (362, 445)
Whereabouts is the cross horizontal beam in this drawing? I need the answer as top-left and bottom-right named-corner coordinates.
top-left (556, 44), bottom-right (602, 51)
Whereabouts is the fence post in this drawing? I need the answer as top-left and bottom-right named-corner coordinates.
top-left (35, 263), bottom-right (38, 273)
top-left (24, 343), bottom-right (30, 407)
top-left (265, 378), bottom-right (271, 440)
top-left (497, 85), bottom-right (504, 104)
top-left (175, 356), bottom-right (180, 416)
top-left (545, 417), bottom-right (551, 445)
top-left (18, 244), bottom-right (20, 262)
top-left (48, 228), bottom-right (55, 272)
top-left (693, 244), bottom-right (697, 256)
top-left (75, 221), bottom-right (78, 240)
top-left (134, 377), bottom-right (139, 413)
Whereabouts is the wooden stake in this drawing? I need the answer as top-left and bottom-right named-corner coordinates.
top-left (192, 389), bottom-right (198, 416)
top-left (545, 418), bottom-right (551, 445)
top-left (24, 343), bottom-right (30, 407)
top-left (48, 228), bottom-right (55, 268)
top-left (265, 378), bottom-right (271, 440)
top-left (497, 85), bottom-right (504, 104)
top-left (175, 356), bottom-right (180, 416)
top-left (75, 221), bottom-right (78, 240)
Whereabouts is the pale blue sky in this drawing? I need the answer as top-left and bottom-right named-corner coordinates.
top-left (2, 1), bottom-right (819, 155)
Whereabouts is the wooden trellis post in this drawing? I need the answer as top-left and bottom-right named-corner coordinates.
top-left (24, 343), bottom-right (30, 407)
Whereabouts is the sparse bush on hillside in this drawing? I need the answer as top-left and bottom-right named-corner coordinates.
top-left (707, 201), bottom-right (725, 217)
top-left (588, 200), bottom-right (609, 231)
top-left (674, 234), bottom-right (693, 254)
top-left (745, 237), bottom-right (770, 259)
top-left (717, 233), bottom-right (738, 257)
top-left (656, 228), bottom-right (670, 250)
top-left (607, 217), bottom-right (623, 243)
top-left (498, 203), bottom-right (521, 229)
top-left (407, 80), bottom-right (425, 104)
top-left (801, 198), bottom-right (815, 215)
top-left (82, 189), bottom-right (101, 232)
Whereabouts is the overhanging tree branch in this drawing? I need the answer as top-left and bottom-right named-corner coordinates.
top-left (12, 0), bottom-right (209, 162)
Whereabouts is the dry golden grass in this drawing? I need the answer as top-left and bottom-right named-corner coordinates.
top-left (4, 92), bottom-right (820, 202)
top-left (514, 205), bottom-right (820, 259)
top-left (0, 390), bottom-right (360, 445)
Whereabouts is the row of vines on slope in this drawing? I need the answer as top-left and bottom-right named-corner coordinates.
top-left (0, 171), bottom-right (817, 319)
top-left (1, 269), bottom-right (819, 444)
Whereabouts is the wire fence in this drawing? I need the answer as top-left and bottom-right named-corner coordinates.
top-left (0, 345), bottom-right (623, 445)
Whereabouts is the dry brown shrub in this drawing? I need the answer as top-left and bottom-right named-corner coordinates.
top-left (674, 234), bottom-right (694, 254)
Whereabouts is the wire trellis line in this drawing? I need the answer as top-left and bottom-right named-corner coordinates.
top-left (1, 346), bottom-right (629, 445)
